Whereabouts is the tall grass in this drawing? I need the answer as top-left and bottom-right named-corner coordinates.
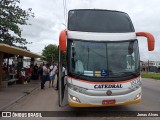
top-left (141, 72), bottom-right (160, 80)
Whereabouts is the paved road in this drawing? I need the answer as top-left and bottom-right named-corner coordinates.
top-left (1, 78), bottom-right (160, 120)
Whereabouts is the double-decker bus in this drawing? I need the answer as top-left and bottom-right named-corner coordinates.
top-left (58, 9), bottom-right (155, 107)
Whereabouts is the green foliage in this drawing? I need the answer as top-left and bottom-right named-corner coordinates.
top-left (42, 44), bottom-right (58, 63)
top-left (141, 72), bottom-right (160, 80)
top-left (42, 44), bottom-right (66, 65)
top-left (0, 0), bottom-right (34, 48)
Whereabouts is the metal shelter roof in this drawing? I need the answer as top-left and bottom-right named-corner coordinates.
top-left (0, 43), bottom-right (42, 58)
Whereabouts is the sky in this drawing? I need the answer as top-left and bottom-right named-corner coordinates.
top-left (19, 0), bottom-right (160, 61)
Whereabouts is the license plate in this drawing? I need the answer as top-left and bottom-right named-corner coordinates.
top-left (102, 100), bottom-right (116, 105)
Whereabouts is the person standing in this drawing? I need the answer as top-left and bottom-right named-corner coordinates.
top-left (41, 63), bottom-right (47, 89)
top-left (28, 64), bottom-right (33, 83)
top-left (38, 64), bottom-right (43, 81)
top-left (33, 64), bottom-right (38, 80)
top-left (20, 68), bottom-right (26, 84)
top-left (49, 62), bottom-right (54, 88)
top-left (54, 64), bottom-right (58, 90)
top-left (55, 64), bottom-right (65, 90)
top-left (61, 64), bottom-right (66, 94)
top-left (61, 64), bottom-right (66, 83)
top-left (46, 63), bottom-right (50, 84)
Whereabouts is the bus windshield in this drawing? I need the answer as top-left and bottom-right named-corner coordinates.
top-left (68, 40), bottom-right (140, 78)
top-left (68, 9), bottom-right (134, 33)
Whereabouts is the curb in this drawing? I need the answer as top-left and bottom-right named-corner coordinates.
top-left (0, 85), bottom-right (40, 111)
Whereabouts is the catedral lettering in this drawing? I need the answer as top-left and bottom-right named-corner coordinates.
top-left (94, 84), bottom-right (122, 89)
top-left (58, 9), bottom-right (155, 107)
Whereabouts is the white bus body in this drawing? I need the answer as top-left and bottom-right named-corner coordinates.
top-left (58, 9), bottom-right (155, 107)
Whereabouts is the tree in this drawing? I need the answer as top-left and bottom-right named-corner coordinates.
top-left (42, 44), bottom-right (58, 63)
top-left (0, 0), bottom-right (34, 48)
top-left (42, 44), bottom-right (66, 65)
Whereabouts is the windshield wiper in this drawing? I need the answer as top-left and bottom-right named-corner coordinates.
top-left (72, 73), bottom-right (84, 78)
top-left (120, 72), bottom-right (139, 77)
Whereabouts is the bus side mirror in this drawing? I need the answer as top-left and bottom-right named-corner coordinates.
top-left (136, 32), bottom-right (155, 51)
top-left (59, 30), bottom-right (67, 52)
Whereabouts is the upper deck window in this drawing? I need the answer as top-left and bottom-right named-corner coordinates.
top-left (68, 9), bottom-right (135, 33)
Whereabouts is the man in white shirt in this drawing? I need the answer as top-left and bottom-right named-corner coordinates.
top-left (53, 64), bottom-right (58, 76)
top-left (20, 68), bottom-right (26, 84)
top-left (49, 62), bottom-right (57, 88)
top-left (21, 69), bottom-right (25, 77)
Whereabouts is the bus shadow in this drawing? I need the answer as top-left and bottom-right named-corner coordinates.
top-left (61, 106), bottom-right (135, 117)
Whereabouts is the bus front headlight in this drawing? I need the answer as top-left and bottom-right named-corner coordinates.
top-left (134, 93), bottom-right (141, 100)
top-left (67, 82), bottom-right (88, 94)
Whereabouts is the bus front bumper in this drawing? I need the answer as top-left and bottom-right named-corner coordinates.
top-left (68, 88), bottom-right (141, 107)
